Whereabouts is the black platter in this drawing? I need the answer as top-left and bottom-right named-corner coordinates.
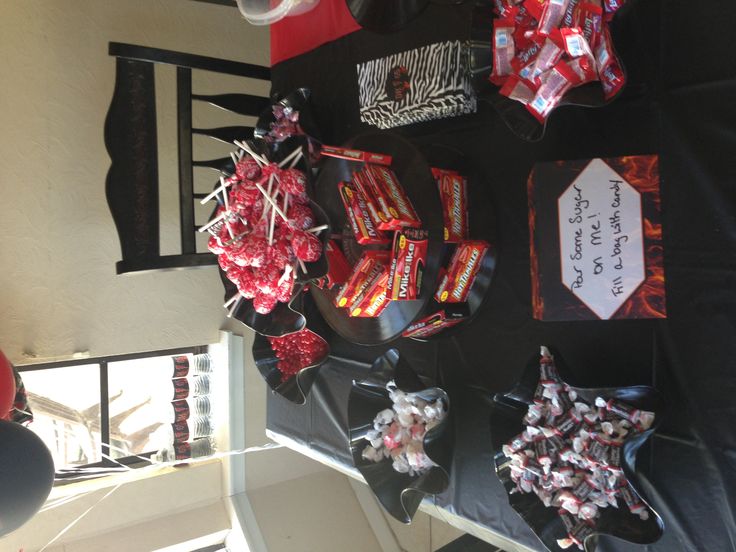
top-left (489, 348), bottom-right (665, 552)
top-left (348, 349), bottom-right (454, 523)
top-left (312, 132), bottom-right (444, 345)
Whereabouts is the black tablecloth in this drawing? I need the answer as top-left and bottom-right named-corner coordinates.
top-left (267, 2), bottom-right (736, 551)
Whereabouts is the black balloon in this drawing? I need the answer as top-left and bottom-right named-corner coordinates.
top-left (0, 420), bottom-right (54, 537)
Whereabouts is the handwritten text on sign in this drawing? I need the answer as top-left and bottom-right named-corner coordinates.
top-left (558, 159), bottom-right (645, 319)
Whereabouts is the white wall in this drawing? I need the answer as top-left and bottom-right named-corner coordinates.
top-left (0, 0), bottom-right (269, 365)
top-left (0, 462), bottom-right (226, 552)
top-left (0, 3), bottom-right (381, 552)
top-left (248, 471), bottom-right (382, 552)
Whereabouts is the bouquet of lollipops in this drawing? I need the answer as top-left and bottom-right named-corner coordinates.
top-left (200, 141), bottom-right (326, 316)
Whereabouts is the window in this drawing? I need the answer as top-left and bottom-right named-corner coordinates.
top-left (17, 346), bottom-right (207, 472)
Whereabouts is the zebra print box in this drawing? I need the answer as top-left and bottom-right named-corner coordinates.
top-left (357, 41), bottom-right (477, 129)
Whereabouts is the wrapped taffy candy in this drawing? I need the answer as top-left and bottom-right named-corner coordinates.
top-left (500, 346), bottom-right (655, 551)
top-left (361, 381), bottom-right (448, 476)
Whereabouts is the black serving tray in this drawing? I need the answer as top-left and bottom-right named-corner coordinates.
top-left (251, 291), bottom-right (330, 404)
top-left (489, 348), bottom-right (665, 552)
top-left (348, 349), bottom-right (454, 523)
top-left (215, 137), bottom-right (331, 337)
top-left (311, 132), bottom-right (444, 345)
top-left (406, 143), bottom-right (498, 341)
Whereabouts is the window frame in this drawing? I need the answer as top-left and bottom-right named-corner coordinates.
top-left (17, 345), bottom-right (208, 475)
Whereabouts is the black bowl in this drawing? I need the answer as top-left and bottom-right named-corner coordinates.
top-left (489, 348), bottom-right (665, 552)
top-left (311, 132), bottom-right (444, 345)
top-left (251, 292), bottom-right (330, 404)
top-left (214, 137), bottom-right (331, 336)
top-left (348, 349), bottom-right (454, 523)
top-left (406, 143), bottom-right (498, 341)
top-left (470, 4), bottom-right (634, 142)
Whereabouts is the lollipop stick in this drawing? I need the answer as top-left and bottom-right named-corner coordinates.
top-left (227, 295), bottom-right (243, 318)
top-left (288, 149), bottom-right (304, 169)
top-left (256, 181), bottom-right (289, 222)
top-left (224, 293), bottom-right (241, 308)
top-left (200, 178), bottom-right (231, 205)
top-left (306, 225), bottom-right (328, 234)
top-left (298, 259), bottom-right (308, 274)
top-left (278, 146), bottom-right (302, 168)
top-left (234, 141), bottom-right (268, 166)
top-left (198, 211), bottom-right (227, 233)
top-left (269, 203), bottom-right (276, 246)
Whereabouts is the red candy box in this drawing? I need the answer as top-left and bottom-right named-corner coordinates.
top-left (435, 240), bottom-right (489, 303)
top-left (339, 182), bottom-right (389, 245)
top-left (387, 228), bottom-right (429, 301)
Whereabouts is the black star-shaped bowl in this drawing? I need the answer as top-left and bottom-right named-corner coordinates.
top-left (348, 349), bottom-right (454, 523)
top-left (489, 347), bottom-right (665, 552)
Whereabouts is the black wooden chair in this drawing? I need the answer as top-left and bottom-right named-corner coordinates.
top-left (104, 42), bottom-right (271, 274)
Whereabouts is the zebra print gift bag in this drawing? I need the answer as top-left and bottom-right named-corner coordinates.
top-left (357, 41), bottom-right (477, 129)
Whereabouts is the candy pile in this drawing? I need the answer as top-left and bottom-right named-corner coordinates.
top-left (491, 0), bottom-right (627, 122)
top-left (502, 346), bottom-right (655, 550)
top-left (362, 381), bottom-right (447, 476)
top-left (201, 143), bottom-right (326, 315)
top-left (334, 157), bottom-right (428, 318)
top-left (402, 169), bottom-right (489, 339)
top-left (268, 329), bottom-right (329, 382)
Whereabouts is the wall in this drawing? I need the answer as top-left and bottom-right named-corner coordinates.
top-left (248, 471), bottom-right (382, 552)
top-left (0, 462), bottom-right (226, 552)
top-left (0, 0), bottom-right (269, 365)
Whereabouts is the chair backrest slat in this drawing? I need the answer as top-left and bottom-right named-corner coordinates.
top-left (192, 93), bottom-right (271, 116)
top-left (105, 42), bottom-right (270, 274)
top-left (192, 126), bottom-right (254, 144)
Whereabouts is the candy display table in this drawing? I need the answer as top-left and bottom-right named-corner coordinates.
top-left (266, 1), bottom-right (736, 550)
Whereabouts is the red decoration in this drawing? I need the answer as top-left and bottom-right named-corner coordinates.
top-left (268, 329), bottom-right (329, 382)
top-left (0, 350), bottom-right (16, 420)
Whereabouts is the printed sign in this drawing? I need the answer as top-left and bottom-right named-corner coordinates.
top-left (529, 156), bottom-right (666, 320)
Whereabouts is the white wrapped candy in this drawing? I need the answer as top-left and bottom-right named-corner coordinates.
top-left (362, 380), bottom-right (447, 477)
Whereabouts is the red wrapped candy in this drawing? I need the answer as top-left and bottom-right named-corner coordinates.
top-left (287, 203), bottom-right (315, 231)
top-left (235, 156), bottom-right (261, 180)
top-left (279, 168), bottom-right (307, 195)
top-left (237, 267), bottom-right (258, 299)
top-left (291, 230), bottom-right (322, 262)
top-left (268, 329), bottom-right (329, 382)
top-left (253, 291), bottom-right (278, 314)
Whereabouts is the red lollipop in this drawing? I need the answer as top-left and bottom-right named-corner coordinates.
top-left (279, 168), bottom-right (307, 195)
top-left (253, 291), bottom-right (278, 314)
top-left (0, 350), bottom-right (16, 420)
top-left (208, 234), bottom-right (225, 255)
top-left (237, 267), bottom-right (258, 299)
top-left (291, 230), bottom-right (322, 262)
top-left (235, 156), bottom-right (261, 180)
top-left (287, 203), bottom-right (315, 231)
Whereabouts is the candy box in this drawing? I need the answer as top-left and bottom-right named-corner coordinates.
top-left (352, 169), bottom-right (389, 229)
top-left (350, 270), bottom-right (390, 318)
top-left (438, 173), bottom-right (469, 243)
top-left (387, 228), bottom-right (429, 301)
top-left (314, 240), bottom-right (352, 290)
top-left (338, 181), bottom-right (390, 245)
top-left (435, 240), bottom-right (489, 303)
top-left (321, 145), bottom-right (392, 166)
top-left (365, 165), bottom-right (422, 230)
top-left (334, 250), bottom-right (390, 309)
top-left (401, 304), bottom-right (470, 338)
